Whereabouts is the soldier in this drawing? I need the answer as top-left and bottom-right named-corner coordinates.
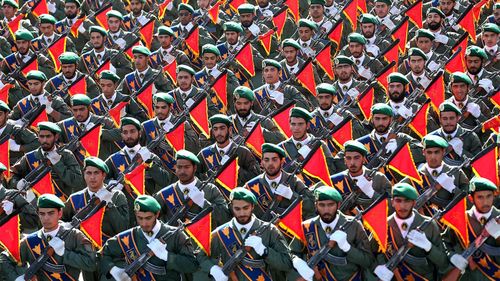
top-left (197, 187), bottom-right (293, 281)
top-left (279, 38), bottom-right (321, 91)
top-left (100, 195), bottom-right (198, 281)
top-left (404, 47), bottom-right (434, 91)
top-left (401, 29), bottom-right (441, 74)
top-left (149, 26), bottom-right (191, 73)
top-left (289, 186), bottom-right (375, 280)
top-left (31, 14), bottom-right (76, 53)
top-left (154, 149), bottom-right (229, 226)
top-left (306, 0), bottom-right (334, 35)
top-left (63, 157), bottom-right (129, 281)
top-left (193, 0), bottom-right (225, 38)
top-left (81, 0), bottom-right (127, 16)
top-left (359, 13), bottom-right (391, 57)
top-left (443, 177), bottom-right (500, 280)
top-left (45, 52), bottom-right (101, 105)
top-left (10, 70), bottom-right (72, 123)
top-left (373, 183), bottom-right (450, 281)
top-left (0, 66), bottom-right (24, 109)
top-left (10, 121), bottom-right (85, 200)
top-left (464, 46), bottom-right (497, 97)
top-left (296, 19), bottom-right (325, 59)
top-left (329, 56), bottom-right (361, 99)
top-left (122, 0), bottom-right (161, 34)
top-left (342, 33), bottom-right (384, 81)
top-left (480, 23), bottom-right (500, 72)
top-left (54, 0), bottom-right (92, 54)
top-left (423, 8), bottom-right (460, 55)
top-left (244, 143), bottom-right (315, 220)
top-left (0, 0), bottom-right (37, 44)
top-left (373, 0), bottom-right (400, 32)
top-left (8, 194), bottom-right (96, 281)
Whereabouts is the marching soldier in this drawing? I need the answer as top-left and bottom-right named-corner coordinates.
top-left (359, 13), bottom-right (391, 57)
top-left (54, 0), bottom-right (92, 54)
top-left (100, 195), bottom-right (198, 281)
top-left (423, 8), bottom-right (460, 55)
top-left (122, 0), bottom-right (161, 34)
top-left (464, 46), bottom-right (498, 97)
top-left (328, 56), bottom-right (361, 98)
top-left (0, 67), bottom-right (24, 109)
top-left (296, 19), bottom-right (325, 59)
top-left (289, 186), bottom-right (375, 281)
top-left (480, 23), bottom-right (500, 72)
top-left (197, 187), bottom-right (293, 281)
top-left (0, 0), bottom-right (37, 43)
top-left (154, 149), bottom-right (230, 226)
top-left (404, 47), bottom-right (433, 91)
top-left (401, 29), bottom-right (441, 74)
top-left (31, 14), bottom-right (76, 53)
top-left (149, 26), bottom-right (191, 71)
top-left (81, 0), bottom-right (127, 16)
top-left (63, 156), bottom-right (129, 281)
top-left (279, 38), bottom-right (321, 91)
top-left (341, 32), bottom-right (384, 81)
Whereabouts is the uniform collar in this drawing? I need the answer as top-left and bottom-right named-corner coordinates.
top-left (232, 215), bottom-right (256, 237)
top-left (292, 134), bottom-right (311, 147)
top-left (264, 172), bottom-right (283, 188)
top-left (216, 140), bottom-right (233, 155)
top-left (43, 225), bottom-right (60, 239)
top-left (394, 211), bottom-right (415, 238)
top-left (319, 215), bottom-right (339, 238)
top-left (141, 220), bottom-right (161, 242)
top-left (424, 163), bottom-right (444, 178)
top-left (472, 206), bottom-right (492, 222)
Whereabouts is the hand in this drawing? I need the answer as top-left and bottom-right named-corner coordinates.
top-left (188, 188), bottom-right (205, 208)
top-left (147, 239), bottom-right (169, 261)
top-left (485, 218), bottom-right (500, 239)
top-left (96, 189), bottom-right (113, 203)
top-left (436, 173), bottom-right (456, 193)
top-left (448, 137), bottom-right (463, 156)
top-left (466, 102), bottom-right (481, 118)
top-left (450, 254), bottom-right (468, 273)
top-left (297, 145), bottom-right (312, 159)
top-left (247, 23), bottom-right (260, 37)
top-left (14, 275), bottom-right (24, 281)
top-left (427, 61), bottom-right (439, 72)
top-left (385, 139), bottom-right (398, 154)
top-left (8, 138), bottom-right (21, 152)
top-left (478, 79), bottom-right (493, 93)
top-left (14, 119), bottom-right (24, 126)
top-left (47, 150), bottom-right (62, 165)
top-left (328, 112), bottom-right (343, 126)
top-left (374, 265), bottom-right (394, 281)
top-left (115, 38), bottom-right (126, 49)
top-left (389, 5), bottom-right (401, 15)
top-left (275, 184), bottom-right (293, 199)
top-left (434, 34), bottom-right (449, 44)
top-left (162, 120), bottom-right (173, 131)
top-left (110, 266), bottom-right (131, 281)
top-left (210, 265), bottom-right (228, 281)
top-left (397, 106), bottom-right (413, 119)
top-left (346, 88), bottom-right (360, 98)
top-left (138, 147), bottom-right (152, 162)
top-left (358, 66), bottom-right (373, 80)
top-left (407, 230), bottom-right (432, 252)
top-left (48, 237), bottom-right (65, 256)
top-left (16, 179), bottom-right (27, 191)
top-left (355, 176), bottom-right (374, 198)
top-left (330, 230), bottom-right (351, 252)
top-left (292, 257), bottom-right (314, 281)
top-left (108, 180), bottom-right (124, 191)
top-left (1, 200), bottom-right (13, 215)
top-left (244, 235), bottom-right (266, 256)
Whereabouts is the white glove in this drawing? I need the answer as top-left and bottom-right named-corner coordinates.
top-left (115, 38), bottom-right (126, 49)
top-left (16, 179), bottom-right (27, 191)
top-left (385, 139), bottom-right (397, 154)
top-left (346, 88), bottom-right (360, 98)
top-left (292, 257), bottom-right (314, 281)
top-left (298, 144), bottom-right (312, 159)
top-left (147, 238), bottom-right (169, 261)
top-left (478, 79), bottom-right (494, 93)
top-left (1, 200), bottom-right (14, 215)
top-left (110, 266), bottom-right (131, 281)
top-left (108, 180), bottom-right (124, 191)
top-left (39, 96), bottom-right (54, 114)
top-left (162, 120), bottom-right (173, 131)
top-left (485, 218), bottom-right (500, 239)
top-left (14, 119), bottom-right (24, 126)
top-left (450, 254), bottom-right (468, 273)
top-left (275, 184), bottom-right (293, 199)
top-left (188, 188), bottom-right (205, 208)
top-left (8, 138), bottom-right (20, 152)
top-left (166, 1), bottom-right (173, 10)
top-left (262, 9), bottom-right (273, 18)
top-left (355, 176), bottom-right (374, 198)
top-left (47, 150), bottom-right (62, 165)
top-left (407, 230), bottom-right (432, 252)
top-left (448, 137), bottom-right (464, 156)
top-left (374, 265), bottom-right (394, 281)
top-left (47, 1), bottom-right (56, 13)
top-left (48, 237), bottom-right (65, 256)
top-left (427, 61), bottom-right (439, 72)
top-left (86, 122), bottom-right (95, 130)
top-left (138, 147), bottom-right (152, 161)
top-left (397, 106), bottom-right (413, 119)
top-left (96, 189), bottom-right (113, 203)
top-left (328, 112), bottom-right (344, 126)
top-left (389, 5), bottom-right (401, 15)
top-left (366, 44), bottom-right (380, 56)
top-left (380, 17), bottom-right (396, 29)
top-left (14, 275), bottom-right (24, 281)
top-left (466, 102), bottom-right (481, 118)
top-left (330, 230), bottom-right (351, 252)
top-left (247, 24), bottom-right (261, 36)
top-left (358, 66), bottom-right (373, 80)
top-left (436, 173), bottom-right (456, 193)
top-left (434, 34), bottom-right (449, 44)
top-left (210, 265), bottom-right (228, 281)
top-left (244, 235), bottom-right (266, 255)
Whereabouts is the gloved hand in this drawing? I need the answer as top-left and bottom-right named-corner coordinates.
top-left (96, 189), bottom-right (113, 203)
top-left (9, 138), bottom-right (21, 152)
top-left (147, 239), bottom-right (169, 261)
top-left (210, 265), bottom-right (228, 281)
top-left (389, 5), bottom-right (401, 15)
top-left (14, 275), bottom-right (25, 281)
top-left (436, 173), bottom-right (456, 193)
top-left (434, 34), bottom-right (449, 44)
top-left (108, 180), bottom-right (124, 191)
top-left (298, 144), bottom-right (312, 159)
top-left (39, 95), bottom-right (54, 114)
top-left (262, 9), bottom-right (273, 18)
top-left (328, 112), bottom-right (344, 126)
top-left (16, 179), bottom-right (27, 191)
top-left (427, 61), bottom-right (439, 72)
top-left (466, 102), bottom-right (481, 118)
top-left (47, 150), bottom-right (62, 165)
top-left (397, 106), bottom-right (413, 119)
top-left (162, 120), bottom-right (173, 131)
top-left (86, 122), bottom-right (95, 130)
top-left (188, 188), bottom-right (205, 208)
top-left (374, 265), bottom-right (394, 281)
top-left (110, 266), bottom-right (131, 281)
top-left (48, 237), bottom-right (65, 256)
top-left (478, 79), bottom-right (494, 93)
top-left (485, 218), bottom-right (500, 239)
top-left (14, 119), bottom-right (24, 127)
top-left (1, 200), bottom-right (14, 215)
top-left (450, 254), bottom-right (468, 273)
top-left (244, 235), bottom-right (266, 255)
top-left (47, 1), bottom-right (56, 13)
top-left (358, 66), bottom-right (373, 80)
top-left (448, 137), bottom-right (463, 156)
top-left (385, 139), bottom-right (398, 154)
top-left (355, 176), bottom-right (374, 198)
top-left (292, 257), bottom-right (314, 281)
top-left (330, 230), bottom-right (351, 252)
top-left (407, 230), bottom-right (432, 252)
top-left (346, 88), bottom-right (360, 99)
top-left (275, 184), bottom-right (293, 199)
top-left (247, 24), bottom-right (261, 36)
top-left (115, 38), bottom-right (126, 49)
top-left (138, 147), bottom-right (152, 162)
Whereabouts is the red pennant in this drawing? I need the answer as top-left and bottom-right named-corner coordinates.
top-left (67, 77), bottom-right (87, 96)
top-left (0, 84), bottom-right (13, 104)
top-left (357, 87), bottom-right (375, 120)
top-left (215, 157), bottom-right (239, 194)
top-left (228, 0), bottom-right (246, 11)
top-left (158, 0), bottom-right (172, 20)
top-left (387, 143), bottom-right (423, 183)
top-left (272, 8), bottom-right (288, 40)
top-left (185, 210), bottom-right (212, 255)
top-left (32, 172), bottom-right (56, 197)
top-left (278, 200), bottom-right (306, 244)
top-left (0, 215), bottom-right (20, 262)
top-left (163, 60), bottom-right (177, 84)
top-left (343, 0), bottom-right (358, 28)
top-left (314, 44), bottom-right (334, 80)
top-left (302, 146), bottom-right (333, 186)
top-left (296, 60), bottom-right (317, 96)
top-left (362, 196), bottom-right (388, 252)
top-left (0, 139), bottom-right (10, 178)
top-left (482, 115), bottom-right (500, 133)
top-left (405, 0), bottom-right (423, 28)
top-left (165, 122), bottom-right (185, 152)
top-left (245, 122), bottom-right (265, 158)
top-left (445, 49), bottom-right (466, 73)
top-left (391, 18), bottom-right (409, 54)
top-left (440, 195), bottom-right (469, 247)
top-left (471, 145), bottom-right (499, 187)
top-left (124, 41), bottom-right (142, 60)
top-left (136, 83), bottom-right (154, 118)
top-left (189, 98), bottom-right (210, 138)
top-left (271, 103), bottom-right (294, 138)
top-left (108, 102), bottom-right (127, 127)
top-left (80, 207), bottom-right (105, 247)
top-left (29, 109), bottom-right (49, 129)
top-left (330, 119), bottom-right (353, 149)
top-left (327, 19), bottom-right (344, 52)
top-left (208, 1), bottom-right (222, 23)
top-left (32, 0), bottom-right (48, 17)
top-left (384, 39), bottom-right (400, 66)
top-left (409, 100), bottom-right (431, 139)
top-left (80, 124), bottom-right (102, 157)
top-left (124, 163), bottom-right (148, 196)
top-left (457, 7), bottom-right (476, 42)
top-left (47, 36), bottom-right (67, 72)
top-left (70, 15), bottom-right (86, 37)
top-left (472, 0), bottom-right (488, 24)
top-left (235, 43), bottom-right (255, 77)
top-left (258, 29), bottom-right (275, 57)
top-left (95, 5), bottom-right (112, 30)
top-left (185, 27), bottom-right (200, 57)
top-left (285, 0), bottom-right (299, 22)
top-left (357, 0), bottom-right (367, 13)
top-left (139, 20), bottom-right (155, 49)
top-left (95, 60), bottom-right (111, 77)
top-left (376, 63), bottom-right (396, 92)
top-left (212, 72), bottom-right (228, 110)
top-left (425, 73), bottom-right (445, 110)
top-left (7, 14), bottom-right (24, 37)
top-left (21, 59), bottom-right (39, 76)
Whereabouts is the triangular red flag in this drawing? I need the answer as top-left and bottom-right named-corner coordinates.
top-left (285, 0), bottom-right (299, 22)
top-left (362, 195), bottom-right (388, 252)
top-left (208, 1), bottom-right (222, 23)
top-left (235, 43), bottom-right (255, 77)
top-left (0, 215), bottom-right (20, 262)
top-left (357, 0), bottom-right (367, 13)
top-left (391, 18), bottom-right (409, 54)
top-left (425, 73), bottom-right (445, 110)
top-left (136, 83), bottom-right (154, 118)
top-left (95, 5), bottom-right (112, 30)
top-left (80, 124), bottom-right (102, 157)
top-left (245, 122), bottom-right (265, 158)
top-left (472, 0), bottom-right (488, 24)
top-left (357, 86), bottom-right (375, 120)
top-left (215, 156), bottom-right (239, 194)
top-left (258, 29), bottom-right (275, 57)
top-left (7, 14), bottom-right (24, 37)
top-left (471, 145), bottom-right (499, 186)
top-left (0, 139), bottom-right (10, 178)
top-left (457, 6), bottom-right (476, 42)
top-left (163, 60), bottom-right (177, 84)
top-left (330, 118), bottom-right (353, 149)
top-left (32, 0), bottom-right (48, 17)
top-left (189, 98), bottom-right (210, 138)
top-left (48, 36), bottom-right (67, 72)
top-left (228, 0), bottom-right (246, 12)
top-left (67, 76), bottom-right (87, 96)
top-left (108, 101), bottom-right (127, 127)
top-left (184, 209), bottom-right (212, 255)
top-left (185, 27), bottom-right (200, 57)
top-left (158, 0), bottom-right (172, 20)
top-left (278, 199), bottom-right (306, 244)
top-left (342, 0), bottom-right (358, 28)
top-left (383, 39), bottom-right (400, 66)
top-left (387, 143), bottom-right (423, 183)
top-left (21, 59), bottom-right (39, 76)
top-left (408, 100), bottom-right (431, 139)
top-left (124, 163), bottom-right (148, 196)
top-left (95, 60), bottom-right (111, 77)
top-left (482, 115), bottom-right (500, 133)
top-left (405, 0), bottom-right (423, 28)
top-left (376, 63), bottom-right (396, 92)
top-left (165, 122), bottom-right (185, 152)
top-left (296, 60), bottom-right (317, 96)
top-left (445, 48), bottom-right (465, 74)
top-left (271, 102), bottom-right (294, 138)
top-left (440, 194), bottom-right (469, 247)
top-left (29, 109), bottom-right (49, 129)
top-left (302, 145), bottom-right (333, 186)
top-left (0, 84), bottom-right (13, 104)
top-left (327, 19), bottom-right (344, 52)
top-left (139, 20), bottom-right (155, 49)
top-left (80, 207), bottom-right (105, 248)
top-left (314, 43), bottom-right (334, 80)
top-left (31, 172), bottom-right (56, 197)
top-left (70, 15), bottom-right (86, 38)
top-left (212, 72), bottom-right (228, 110)
top-left (272, 7), bottom-right (288, 40)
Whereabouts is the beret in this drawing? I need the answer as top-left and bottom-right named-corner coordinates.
top-left (176, 64), bottom-right (196, 75)
top-left (422, 134), bottom-right (448, 149)
top-left (2, 0), bottom-right (18, 8)
top-left (59, 52), bottom-right (79, 64)
top-left (15, 30), bottom-right (34, 41)
top-left (238, 3), bottom-right (256, 14)
top-left (392, 183), bottom-right (418, 200)
top-left (106, 10), bottom-right (123, 20)
top-left (298, 19), bottom-right (317, 30)
top-left (415, 29), bottom-right (435, 40)
top-left (309, 0), bottom-right (326, 5)
top-left (175, 149), bottom-right (200, 164)
top-left (348, 32), bottom-right (367, 45)
top-left (316, 83), bottom-right (336, 95)
top-left (157, 26), bottom-right (174, 36)
top-left (209, 114), bottom-right (232, 126)
top-left (65, 0), bottom-right (81, 6)
top-left (371, 103), bottom-right (393, 116)
top-left (290, 107), bottom-right (312, 122)
top-left (334, 55), bottom-right (354, 66)
top-left (450, 71), bottom-right (472, 85)
top-left (39, 14), bottom-right (57, 24)
top-left (132, 45), bottom-right (151, 56)
top-left (71, 94), bottom-right (92, 106)
top-left (89, 26), bottom-right (107, 36)
top-left (26, 70), bottom-right (47, 81)
top-left (0, 100), bottom-right (10, 112)
top-left (0, 162), bottom-right (6, 172)
top-left (100, 70), bottom-right (120, 82)
top-left (223, 21), bottom-right (243, 33)
top-left (134, 195), bottom-right (161, 213)
top-left (262, 143), bottom-right (286, 158)
top-left (482, 23), bottom-right (500, 34)
top-left (153, 92), bottom-right (174, 104)
top-left (178, 3), bottom-right (194, 13)
top-left (84, 156), bottom-right (109, 173)
top-left (230, 187), bottom-right (257, 204)
top-left (233, 86), bottom-right (255, 101)
top-left (360, 13), bottom-right (379, 25)
top-left (38, 194), bottom-right (65, 209)
top-left (38, 121), bottom-right (61, 134)
top-left (121, 117), bottom-right (142, 130)
top-left (282, 38), bottom-right (301, 50)
top-left (343, 140), bottom-right (368, 156)
top-left (427, 7), bottom-right (446, 18)
top-left (407, 47), bottom-right (427, 60)
top-left (387, 72), bottom-right (409, 85)
top-left (374, 0), bottom-right (391, 4)
top-left (314, 186), bottom-right (342, 202)
top-left (262, 59), bottom-right (282, 70)
top-left (469, 177), bottom-right (497, 193)
top-left (465, 45), bottom-right (487, 60)
top-left (438, 101), bottom-right (461, 115)
top-left (202, 44), bottom-right (221, 56)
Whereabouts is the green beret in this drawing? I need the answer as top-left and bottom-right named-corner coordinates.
top-left (387, 72), bottom-right (409, 85)
top-left (438, 101), bottom-right (461, 115)
top-left (89, 26), bottom-right (107, 36)
top-left (262, 143), bottom-right (286, 158)
top-left (374, 0), bottom-right (391, 4)
top-left (37, 121), bottom-right (61, 134)
top-left (309, 0), bottom-right (326, 5)
top-left (26, 70), bottom-right (47, 82)
top-left (84, 156), bottom-right (109, 174)
top-left (202, 44), bottom-right (221, 56)
top-left (39, 14), bottom-right (57, 25)
top-left (427, 7), bottom-right (446, 18)
top-left (343, 140), bottom-right (368, 156)
top-left (316, 83), bottom-right (336, 95)
top-left (38, 194), bottom-right (65, 209)
top-left (15, 30), bottom-right (34, 41)
top-left (415, 29), bottom-right (435, 40)
top-left (223, 21), bottom-right (243, 33)
top-left (132, 45), bottom-right (151, 56)
top-left (175, 149), bottom-right (200, 164)
top-left (298, 19), bottom-right (317, 30)
top-left (482, 23), bottom-right (500, 34)
top-left (106, 10), bottom-right (123, 20)
top-left (58, 51), bottom-right (79, 64)
top-left (134, 195), bottom-right (161, 213)
top-left (360, 13), bottom-right (379, 25)
top-left (237, 3), bottom-right (256, 14)
top-left (407, 47), bottom-right (427, 60)
top-left (469, 177), bottom-right (498, 193)
top-left (100, 70), bottom-right (120, 82)
top-left (422, 134), bottom-right (448, 149)
top-left (157, 26), bottom-right (174, 36)
top-left (176, 64), bottom-right (195, 75)
top-left (450, 71), bottom-right (472, 85)
top-left (495, 3), bottom-right (500, 9)
top-left (209, 114), bottom-right (231, 126)
top-left (392, 183), bottom-right (418, 200)
top-left (0, 100), bottom-right (10, 112)
top-left (71, 94), bottom-right (91, 106)
top-left (290, 107), bottom-right (312, 122)
top-left (0, 162), bottom-right (7, 172)
top-left (65, 0), bottom-right (81, 6)
top-left (348, 33), bottom-right (367, 45)
top-left (178, 3), bottom-right (194, 14)
top-left (153, 92), bottom-right (174, 104)
top-left (121, 117), bottom-right (141, 130)
top-left (230, 187), bottom-right (257, 204)
top-left (282, 38), bottom-right (301, 50)
top-left (233, 86), bottom-right (255, 101)
top-left (465, 46), bottom-right (488, 60)
top-left (262, 59), bottom-right (282, 70)
top-left (334, 55), bottom-right (354, 66)
top-left (371, 103), bottom-right (393, 116)
top-left (314, 186), bottom-right (342, 202)
top-left (2, 0), bottom-right (18, 8)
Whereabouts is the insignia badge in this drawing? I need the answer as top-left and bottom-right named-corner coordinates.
top-left (134, 203), bottom-right (140, 212)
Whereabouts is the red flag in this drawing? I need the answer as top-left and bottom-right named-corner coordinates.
top-left (330, 118), bottom-right (353, 149)
top-left (7, 14), bottom-right (24, 37)
top-left (445, 48), bottom-right (466, 73)
top-left (31, 172), bottom-right (56, 197)
top-left (95, 60), bottom-right (111, 77)
top-left (80, 207), bottom-right (105, 248)
top-left (228, 0), bottom-right (246, 11)
top-left (472, 0), bottom-right (488, 24)
top-left (0, 84), bottom-right (13, 104)
top-left (139, 20), bottom-right (155, 49)
top-left (67, 77), bottom-right (87, 96)
top-left (271, 102), bottom-right (294, 138)
top-left (235, 43), bottom-right (255, 77)
top-left (47, 36), bottom-right (67, 72)
top-left (482, 115), bottom-right (500, 133)
top-left (95, 5), bottom-right (112, 30)
top-left (302, 145), bottom-right (333, 186)
top-left (189, 98), bottom-right (210, 138)
top-left (124, 163), bottom-right (148, 196)
top-left (342, 0), bottom-right (358, 28)
top-left (440, 194), bottom-right (469, 247)
top-left (70, 15), bottom-right (86, 37)
top-left (0, 139), bottom-right (9, 179)
top-left (376, 63), bottom-right (396, 92)
top-left (296, 60), bottom-right (317, 96)
top-left (32, 0), bottom-right (48, 17)
top-left (272, 7), bottom-right (288, 40)
top-left (245, 122), bottom-right (265, 158)
top-left (258, 29), bottom-right (275, 57)
top-left (405, 0), bottom-right (423, 28)
top-left (185, 27), bottom-right (200, 57)
top-left (215, 156), bottom-right (239, 194)
top-left (184, 209), bottom-right (212, 255)
top-left (212, 72), bottom-right (228, 110)
top-left (163, 60), bottom-right (177, 84)
top-left (357, 86), bottom-right (375, 120)
top-left (327, 19), bottom-right (344, 52)
top-left (165, 122), bottom-right (185, 151)
top-left (362, 195), bottom-right (388, 252)
top-left (457, 6), bottom-right (476, 42)
top-left (158, 0), bottom-right (172, 20)
top-left (490, 90), bottom-right (500, 109)
top-left (357, 0), bottom-right (367, 13)
top-left (29, 109), bottom-right (49, 130)
top-left (208, 1), bottom-right (222, 23)
top-left (0, 215), bottom-right (20, 262)
top-left (285, 0), bottom-right (299, 22)
top-left (383, 40), bottom-right (400, 66)
top-left (108, 101), bottom-right (127, 127)
top-left (79, 124), bottom-right (102, 157)
top-left (408, 100), bottom-right (431, 139)
top-left (471, 145), bottom-right (499, 187)
top-left (136, 83), bottom-right (154, 118)
top-left (391, 18), bottom-right (409, 54)
top-left (278, 199), bottom-right (306, 244)
top-left (425, 73), bottom-right (445, 110)
top-left (314, 43), bottom-right (334, 80)
top-left (124, 40), bottom-right (143, 60)
top-left (21, 59), bottom-right (39, 76)
top-left (387, 143), bottom-right (423, 183)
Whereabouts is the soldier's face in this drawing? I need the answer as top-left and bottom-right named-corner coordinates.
top-left (107, 17), bottom-right (121, 33)
top-left (416, 38), bottom-right (432, 53)
top-left (84, 166), bottom-right (106, 191)
top-left (426, 13), bottom-right (442, 31)
top-left (262, 152), bottom-right (283, 177)
top-left (99, 79), bottom-right (117, 97)
top-left (334, 65), bottom-right (353, 82)
top-left (374, 3), bottom-right (389, 18)
top-left (177, 71), bottom-right (193, 91)
top-left (15, 40), bottom-right (30, 54)
top-left (439, 0), bottom-right (454, 15)
top-left (225, 31), bottom-right (239, 45)
top-left (348, 42), bottom-right (364, 58)
top-left (317, 93), bottom-right (333, 110)
top-left (391, 197), bottom-right (415, 219)
top-left (154, 101), bottom-right (170, 120)
top-left (0, 111), bottom-right (7, 127)
top-left (211, 123), bottom-right (229, 144)
top-left (38, 130), bottom-right (57, 151)
top-left (263, 66), bottom-right (279, 84)
top-left (388, 83), bottom-right (405, 102)
top-left (133, 54), bottom-right (148, 71)
top-left (344, 151), bottom-right (364, 175)
top-left (298, 27), bottom-right (313, 41)
top-left (423, 147), bottom-right (444, 168)
top-left (308, 4), bottom-right (324, 18)
top-left (451, 82), bottom-right (469, 101)
top-left (482, 31), bottom-right (499, 48)
top-left (282, 46), bottom-right (297, 64)
top-left (61, 64), bottom-right (77, 78)
top-left (495, 9), bottom-right (500, 25)
top-left (121, 125), bottom-right (140, 147)
top-left (361, 23), bottom-right (376, 38)
top-left (90, 33), bottom-right (105, 49)
top-left (175, 159), bottom-right (196, 184)
top-left (235, 98), bottom-right (252, 117)
top-left (471, 191), bottom-right (495, 214)
top-left (130, 0), bottom-right (144, 14)
top-left (465, 56), bottom-right (483, 75)
top-left (371, 114), bottom-right (391, 134)
top-left (202, 53), bottom-right (217, 69)
top-left (136, 211), bottom-right (159, 232)
top-left (64, 3), bottom-right (79, 18)
top-left (2, 5), bottom-right (15, 18)
top-left (439, 111), bottom-right (458, 134)
top-left (39, 23), bottom-right (55, 36)
top-left (315, 200), bottom-right (338, 223)
top-left (38, 208), bottom-right (63, 232)
top-left (72, 105), bottom-right (90, 123)
top-left (158, 35), bottom-right (173, 48)
top-left (27, 80), bottom-right (44, 95)
top-left (239, 13), bottom-right (254, 27)
top-left (231, 200), bottom-right (254, 224)
top-left (178, 11), bottom-right (193, 25)
top-left (290, 117), bottom-right (307, 140)
top-left (409, 56), bottom-right (425, 75)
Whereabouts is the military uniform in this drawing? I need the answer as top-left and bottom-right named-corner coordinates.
top-left (54, 17), bottom-right (93, 54)
top-left (91, 91), bottom-right (149, 124)
top-left (78, 47), bottom-right (134, 81)
top-left (45, 71), bottom-right (101, 104)
top-left (230, 111), bottom-right (285, 145)
top-left (10, 93), bottom-right (72, 123)
top-left (2, 51), bottom-right (55, 90)
top-left (116, 66), bottom-right (173, 97)
top-left (168, 85), bottom-right (220, 129)
top-left (430, 125), bottom-right (482, 166)
top-left (0, 121), bottom-right (39, 163)
top-left (194, 65), bottom-right (240, 115)
top-left (253, 81), bottom-right (311, 113)
top-left (0, 183), bottom-right (39, 232)
top-left (31, 33), bottom-right (77, 54)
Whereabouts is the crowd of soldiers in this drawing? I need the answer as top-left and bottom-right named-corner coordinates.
top-left (0, 0), bottom-right (497, 279)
